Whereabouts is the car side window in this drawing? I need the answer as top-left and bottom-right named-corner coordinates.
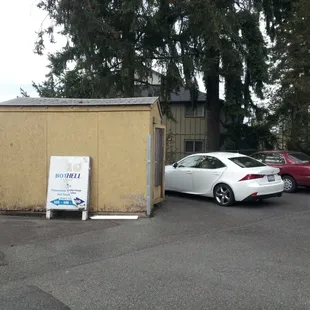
top-left (251, 153), bottom-right (265, 162)
top-left (178, 156), bottom-right (204, 168)
top-left (197, 156), bottom-right (226, 169)
top-left (264, 153), bottom-right (286, 164)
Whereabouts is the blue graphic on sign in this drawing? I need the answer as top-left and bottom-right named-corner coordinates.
top-left (50, 197), bottom-right (85, 206)
top-left (50, 199), bottom-right (74, 206)
top-left (73, 197), bottom-right (85, 205)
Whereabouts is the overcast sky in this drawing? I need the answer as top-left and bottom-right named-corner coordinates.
top-left (0, 0), bottom-right (64, 101)
top-left (0, 0), bottom-right (226, 102)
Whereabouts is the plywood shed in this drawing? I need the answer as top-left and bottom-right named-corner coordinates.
top-left (0, 97), bottom-right (166, 216)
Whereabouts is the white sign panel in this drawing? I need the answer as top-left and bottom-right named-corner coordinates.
top-left (46, 156), bottom-right (91, 211)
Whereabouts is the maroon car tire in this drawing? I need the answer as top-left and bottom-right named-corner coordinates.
top-left (282, 175), bottom-right (297, 193)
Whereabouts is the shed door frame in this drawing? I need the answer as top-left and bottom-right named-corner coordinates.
top-left (154, 125), bottom-right (166, 200)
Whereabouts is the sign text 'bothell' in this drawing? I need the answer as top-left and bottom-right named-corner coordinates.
top-left (55, 173), bottom-right (81, 179)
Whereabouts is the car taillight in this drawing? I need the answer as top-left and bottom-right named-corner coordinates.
top-left (239, 174), bottom-right (264, 181)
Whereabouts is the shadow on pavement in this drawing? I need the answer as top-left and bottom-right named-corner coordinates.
top-left (164, 190), bottom-right (282, 210)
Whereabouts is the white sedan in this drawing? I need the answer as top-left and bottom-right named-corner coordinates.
top-left (165, 152), bottom-right (284, 206)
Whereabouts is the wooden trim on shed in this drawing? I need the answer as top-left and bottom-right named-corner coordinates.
top-left (0, 106), bottom-right (152, 113)
top-left (153, 124), bottom-right (166, 205)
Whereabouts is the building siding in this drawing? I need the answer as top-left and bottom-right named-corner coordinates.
top-left (162, 102), bottom-right (230, 163)
top-left (162, 103), bottom-right (207, 163)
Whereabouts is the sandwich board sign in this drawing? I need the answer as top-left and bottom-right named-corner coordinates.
top-left (46, 156), bottom-right (91, 220)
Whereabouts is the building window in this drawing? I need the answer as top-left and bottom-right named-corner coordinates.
top-left (185, 103), bottom-right (205, 117)
top-left (185, 140), bottom-right (203, 153)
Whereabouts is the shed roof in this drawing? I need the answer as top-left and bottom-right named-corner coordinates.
top-left (0, 96), bottom-right (159, 107)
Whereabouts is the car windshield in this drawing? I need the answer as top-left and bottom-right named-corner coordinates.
top-left (288, 152), bottom-right (310, 163)
top-left (229, 156), bottom-right (266, 168)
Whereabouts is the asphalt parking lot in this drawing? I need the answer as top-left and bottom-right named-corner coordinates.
top-left (0, 190), bottom-right (310, 310)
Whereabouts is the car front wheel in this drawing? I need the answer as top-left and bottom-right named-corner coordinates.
top-left (214, 184), bottom-right (235, 206)
top-left (282, 175), bottom-right (296, 193)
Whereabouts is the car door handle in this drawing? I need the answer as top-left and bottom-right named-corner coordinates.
top-left (212, 172), bottom-right (220, 175)
top-left (186, 171), bottom-right (192, 174)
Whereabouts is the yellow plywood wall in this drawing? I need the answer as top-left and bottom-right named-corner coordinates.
top-left (46, 112), bottom-right (99, 210)
top-left (0, 107), bottom-right (152, 213)
top-left (97, 111), bottom-right (149, 212)
top-left (0, 112), bottom-right (47, 210)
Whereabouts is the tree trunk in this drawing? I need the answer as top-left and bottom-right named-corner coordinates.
top-left (289, 107), bottom-right (299, 150)
top-left (123, 45), bottom-right (135, 97)
top-left (205, 49), bottom-right (220, 151)
top-left (122, 14), bottom-right (135, 98)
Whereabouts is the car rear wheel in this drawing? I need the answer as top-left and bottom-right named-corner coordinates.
top-left (214, 184), bottom-right (235, 206)
top-left (282, 175), bottom-right (296, 193)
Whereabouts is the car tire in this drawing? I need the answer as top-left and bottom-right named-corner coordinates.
top-left (282, 175), bottom-right (297, 193)
top-left (213, 184), bottom-right (235, 206)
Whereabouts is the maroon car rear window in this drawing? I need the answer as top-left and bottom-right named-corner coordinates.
top-left (288, 152), bottom-right (310, 163)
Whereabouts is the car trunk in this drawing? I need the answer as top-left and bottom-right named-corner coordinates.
top-left (241, 166), bottom-right (281, 185)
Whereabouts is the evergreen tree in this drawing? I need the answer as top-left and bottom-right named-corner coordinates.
top-left (33, 0), bottom-right (287, 151)
top-left (19, 88), bottom-right (30, 97)
top-left (34, 0), bottom-right (181, 98)
top-left (269, 0), bottom-right (310, 152)
top-left (185, 0), bottom-right (271, 150)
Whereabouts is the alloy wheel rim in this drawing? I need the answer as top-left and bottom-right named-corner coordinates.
top-left (283, 178), bottom-right (293, 191)
top-left (215, 186), bottom-right (230, 205)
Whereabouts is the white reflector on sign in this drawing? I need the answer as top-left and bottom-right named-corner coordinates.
top-left (90, 215), bottom-right (139, 220)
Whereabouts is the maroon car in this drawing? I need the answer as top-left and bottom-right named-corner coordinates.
top-left (250, 151), bottom-right (310, 193)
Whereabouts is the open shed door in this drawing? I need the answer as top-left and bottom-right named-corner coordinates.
top-left (153, 125), bottom-right (166, 203)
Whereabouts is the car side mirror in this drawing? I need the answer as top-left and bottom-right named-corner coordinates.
top-left (172, 162), bottom-right (178, 168)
